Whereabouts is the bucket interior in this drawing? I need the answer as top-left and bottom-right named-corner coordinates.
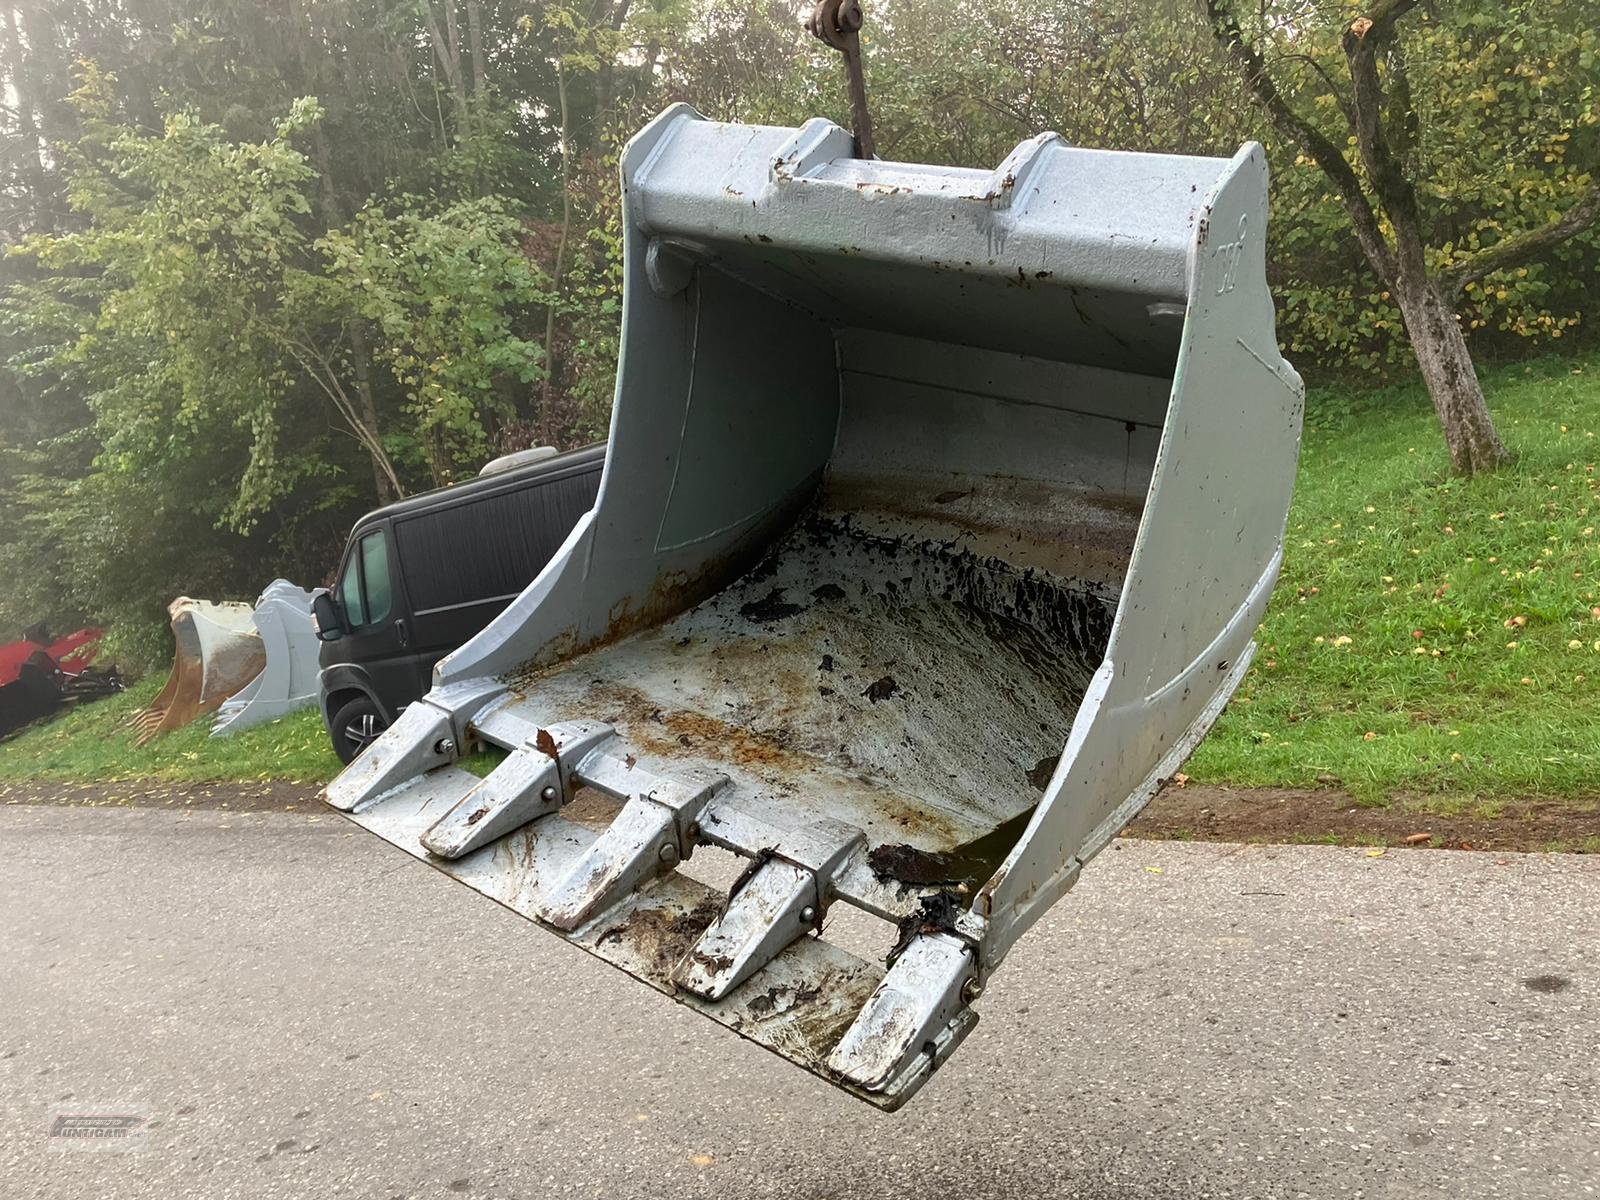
top-left (500, 250), bottom-right (1178, 873)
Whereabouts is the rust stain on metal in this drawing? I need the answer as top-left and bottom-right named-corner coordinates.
top-left (563, 786), bottom-right (624, 831)
top-left (688, 948), bottom-right (737, 976)
top-left (579, 677), bottom-right (969, 850)
top-left (592, 684), bottom-right (811, 774)
top-left (501, 486), bottom-right (819, 692)
top-left (974, 172), bottom-right (1018, 205)
top-left (130, 606), bottom-right (266, 745)
top-left (595, 896), bottom-right (723, 979)
top-left (494, 487), bottom-right (1111, 863)
top-left (747, 980), bottom-right (823, 1017)
top-left (736, 961), bottom-right (878, 1067)
top-left (821, 474), bottom-right (1142, 570)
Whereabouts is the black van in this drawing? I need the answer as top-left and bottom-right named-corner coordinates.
top-left (312, 444), bottom-right (604, 762)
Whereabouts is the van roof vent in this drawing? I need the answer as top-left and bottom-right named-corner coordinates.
top-left (479, 446), bottom-right (559, 477)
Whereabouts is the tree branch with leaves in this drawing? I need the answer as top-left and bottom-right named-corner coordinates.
top-left (1200, 0), bottom-right (1599, 474)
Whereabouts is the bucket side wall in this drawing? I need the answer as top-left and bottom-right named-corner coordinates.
top-left (980, 144), bottom-right (1305, 953)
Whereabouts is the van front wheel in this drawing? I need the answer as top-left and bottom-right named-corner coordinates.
top-left (331, 695), bottom-right (388, 764)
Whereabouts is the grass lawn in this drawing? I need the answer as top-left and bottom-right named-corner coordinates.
top-left (2, 353), bottom-right (1597, 820)
top-left (1188, 352), bottom-right (1600, 809)
top-left (0, 675), bottom-right (341, 786)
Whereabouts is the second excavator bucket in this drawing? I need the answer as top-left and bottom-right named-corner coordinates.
top-left (128, 598), bottom-right (263, 745)
top-left (211, 581), bottom-right (322, 736)
top-left (323, 106), bottom-right (1304, 1109)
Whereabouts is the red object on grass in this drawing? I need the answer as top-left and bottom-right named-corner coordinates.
top-left (47, 628), bottom-right (104, 674)
top-left (0, 627), bottom-right (104, 687)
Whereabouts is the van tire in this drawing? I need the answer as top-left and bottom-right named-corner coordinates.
top-left (331, 694), bottom-right (388, 764)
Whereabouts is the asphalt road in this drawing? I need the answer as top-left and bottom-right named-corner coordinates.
top-left (2, 803), bottom-right (1596, 1200)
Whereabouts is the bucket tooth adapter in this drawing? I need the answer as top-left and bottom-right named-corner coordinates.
top-left (322, 106), bottom-right (1304, 1110)
top-left (211, 580), bottom-right (322, 736)
top-left (128, 598), bottom-right (263, 745)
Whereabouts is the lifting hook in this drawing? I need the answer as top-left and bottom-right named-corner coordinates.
top-left (806, 0), bottom-right (876, 159)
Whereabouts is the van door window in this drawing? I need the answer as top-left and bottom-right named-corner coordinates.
top-left (338, 530), bottom-right (394, 628)
top-left (339, 547), bottom-right (367, 625)
top-left (360, 531), bottom-right (393, 623)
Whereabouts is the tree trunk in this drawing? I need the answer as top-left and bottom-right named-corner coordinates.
top-left (348, 320), bottom-right (403, 503)
top-left (540, 58), bottom-right (574, 433)
top-left (302, 117), bottom-right (406, 503)
top-left (591, 0), bottom-right (634, 156)
top-left (423, 1), bottom-right (470, 135)
top-left (1390, 268), bottom-right (1510, 475)
top-left (1204, 0), bottom-right (1597, 475)
top-left (466, 0), bottom-right (485, 98)
top-left (4, 4), bottom-right (49, 231)
top-left (1336, 5), bottom-right (1511, 476)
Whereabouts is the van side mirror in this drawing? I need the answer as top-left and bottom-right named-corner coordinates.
top-left (311, 591), bottom-right (347, 642)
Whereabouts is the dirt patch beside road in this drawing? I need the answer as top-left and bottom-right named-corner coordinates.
top-left (6, 777), bottom-right (1598, 853)
top-left (0, 778), bottom-right (320, 812)
top-left (1129, 783), bottom-right (1600, 853)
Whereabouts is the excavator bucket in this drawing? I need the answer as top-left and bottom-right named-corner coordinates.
top-left (323, 107), bottom-right (1303, 1109)
top-left (128, 599), bottom-right (263, 745)
top-left (211, 581), bottom-right (321, 736)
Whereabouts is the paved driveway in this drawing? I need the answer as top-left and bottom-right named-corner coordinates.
top-left (2, 803), bottom-right (1595, 1198)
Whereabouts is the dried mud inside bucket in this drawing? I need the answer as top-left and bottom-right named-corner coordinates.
top-left (505, 510), bottom-right (1115, 867)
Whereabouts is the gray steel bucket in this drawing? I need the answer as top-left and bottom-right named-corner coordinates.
top-left (323, 106), bottom-right (1303, 1109)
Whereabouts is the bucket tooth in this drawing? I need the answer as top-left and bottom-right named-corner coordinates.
top-left (676, 819), bottom-right (866, 1000)
top-left (419, 744), bottom-right (560, 859)
top-left (676, 857), bottom-right (815, 1000)
top-left (535, 773), bottom-right (725, 931)
top-left (420, 720), bottom-right (615, 860)
top-left (827, 932), bottom-right (975, 1093)
top-left (323, 679), bottom-right (506, 813)
top-left (324, 701), bottom-right (451, 813)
